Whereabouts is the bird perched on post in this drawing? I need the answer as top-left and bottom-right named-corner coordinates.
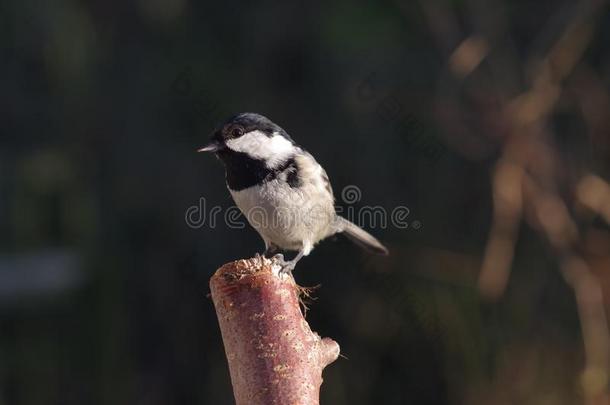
top-left (199, 112), bottom-right (388, 273)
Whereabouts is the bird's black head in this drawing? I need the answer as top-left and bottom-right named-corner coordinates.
top-left (198, 113), bottom-right (294, 156)
top-left (198, 113), bottom-right (299, 190)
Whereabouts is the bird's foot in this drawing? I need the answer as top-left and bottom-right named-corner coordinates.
top-left (279, 261), bottom-right (296, 276)
top-left (268, 253), bottom-right (296, 276)
top-left (270, 253), bottom-right (285, 266)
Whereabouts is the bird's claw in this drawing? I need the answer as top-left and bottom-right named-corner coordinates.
top-left (268, 253), bottom-right (295, 275)
top-left (279, 262), bottom-right (295, 275)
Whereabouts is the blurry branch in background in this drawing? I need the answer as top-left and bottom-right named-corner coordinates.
top-left (578, 175), bottom-right (610, 224)
top-left (448, 36), bottom-right (489, 79)
top-left (415, 0), bottom-right (610, 401)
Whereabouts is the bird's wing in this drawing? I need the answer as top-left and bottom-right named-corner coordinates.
top-left (294, 150), bottom-right (334, 202)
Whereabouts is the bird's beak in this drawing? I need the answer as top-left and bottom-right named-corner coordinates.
top-left (197, 141), bottom-right (221, 153)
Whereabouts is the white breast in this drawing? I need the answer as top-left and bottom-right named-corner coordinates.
top-left (229, 153), bottom-right (335, 251)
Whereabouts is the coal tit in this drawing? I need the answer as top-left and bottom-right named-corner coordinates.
top-left (199, 112), bottom-right (388, 273)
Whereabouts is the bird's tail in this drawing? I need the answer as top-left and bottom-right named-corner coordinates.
top-left (335, 216), bottom-right (389, 255)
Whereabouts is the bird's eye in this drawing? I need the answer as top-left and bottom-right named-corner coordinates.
top-left (231, 126), bottom-right (244, 138)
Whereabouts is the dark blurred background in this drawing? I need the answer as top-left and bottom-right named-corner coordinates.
top-left (2, 0), bottom-right (610, 404)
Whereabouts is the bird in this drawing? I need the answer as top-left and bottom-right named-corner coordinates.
top-left (198, 112), bottom-right (388, 273)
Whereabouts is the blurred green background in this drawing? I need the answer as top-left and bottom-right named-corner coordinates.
top-left (2, 1), bottom-right (610, 404)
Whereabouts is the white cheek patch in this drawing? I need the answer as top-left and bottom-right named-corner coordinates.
top-left (226, 130), bottom-right (295, 167)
